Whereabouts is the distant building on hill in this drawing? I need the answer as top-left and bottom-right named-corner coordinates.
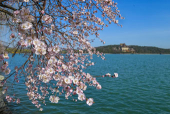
top-left (120, 43), bottom-right (135, 53)
top-left (122, 47), bottom-right (129, 52)
top-left (120, 43), bottom-right (126, 47)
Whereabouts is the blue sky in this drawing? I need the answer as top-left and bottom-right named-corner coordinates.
top-left (1, 0), bottom-right (170, 48)
top-left (92, 0), bottom-right (170, 49)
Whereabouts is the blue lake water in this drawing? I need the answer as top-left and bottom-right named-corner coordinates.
top-left (5, 54), bottom-right (170, 113)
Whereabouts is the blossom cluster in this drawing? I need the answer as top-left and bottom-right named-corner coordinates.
top-left (0, 53), bottom-right (10, 75)
top-left (0, 0), bottom-right (121, 111)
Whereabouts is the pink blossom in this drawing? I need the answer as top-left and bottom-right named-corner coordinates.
top-left (115, 20), bottom-right (119, 24)
top-left (73, 78), bottom-right (79, 85)
top-left (49, 96), bottom-right (60, 103)
top-left (16, 98), bottom-right (20, 104)
top-left (29, 56), bottom-right (34, 61)
top-left (3, 53), bottom-right (9, 59)
top-left (53, 45), bottom-right (60, 54)
top-left (33, 39), bottom-right (40, 47)
top-left (46, 68), bottom-right (54, 74)
top-left (1, 62), bottom-right (8, 69)
top-left (21, 7), bottom-right (30, 18)
top-left (78, 93), bottom-right (86, 101)
top-left (44, 28), bottom-right (52, 35)
top-left (13, 18), bottom-right (21, 23)
top-left (28, 15), bottom-right (35, 22)
top-left (27, 92), bottom-right (35, 100)
top-left (114, 73), bottom-right (118, 78)
top-left (92, 79), bottom-right (97, 85)
top-left (23, 0), bottom-right (29, 2)
top-left (39, 74), bottom-right (50, 83)
top-left (62, 64), bottom-right (68, 70)
top-left (4, 68), bottom-right (11, 75)
top-left (96, 84), bottom-right (102, 89)
top-left (68, 76), bottom-right (74, 81)
top-left (14, 10), bottom-right (20, 15)
top-left (42, 15), bottom-right (53, 24)
top-left (21, 21), bottom-right (33, 30)
top-left (105, 73), bottom-right (111, 77)
top-left (41, 10), bottom-right (45, 14)
top-left (51, 24), bottom-right (55, 30)
top-left (64, 77), bottom-right (72, 84)
top-left (73, 31), bottom-right (78, 35)
top-left (53, 74), bottom-right (61, 81)
top-left (39, 108), bottom-right (43, 111)
top-left (35, 47), bottom-right (46, 55)
top-left (76, 87), bottom-right (83, 94)
top-left (86, 98), bottom-right (93, 106)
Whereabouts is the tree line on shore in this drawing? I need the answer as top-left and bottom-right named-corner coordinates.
top-left (4, 47), bottom-right (31, 53)
top-left (95, 45), bottom-right (170, 54)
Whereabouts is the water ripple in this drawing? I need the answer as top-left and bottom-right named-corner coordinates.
top-left (5, 54), bottom-right (170, 113)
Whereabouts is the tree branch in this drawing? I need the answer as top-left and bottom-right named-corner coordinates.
top-left (0, 8), bottom-right (13, 16)
top-left (0, 0), bottom-right (6, 3)
top-left (43, 0), bottom-right (46, 10)
top-left (0, 3), bottom-right (17, 11)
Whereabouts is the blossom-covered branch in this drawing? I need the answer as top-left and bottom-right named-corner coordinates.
top-left (0, 0), bottom-right (121, 111)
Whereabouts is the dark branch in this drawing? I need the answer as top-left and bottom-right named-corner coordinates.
top-left (0, 0), bottom-right (6, 3)
top-left (0, 8), bottom-right (13, 16)
top-left (0, 3), bottom-right (17, 11)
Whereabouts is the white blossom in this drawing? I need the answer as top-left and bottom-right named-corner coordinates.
top-left (78, 93), bottom-right (86, 101)
top-left (86, 98), bottom-right (93, 106)
top-left (21, 21), bottom-right (33, 30)
top-left (114, 73), bottom-right (118, 78)
top-left (49, 96), bottom-right (60, 103)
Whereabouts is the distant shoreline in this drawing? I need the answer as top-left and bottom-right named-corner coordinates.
top-left (95, 44), bottom-right (170, 54)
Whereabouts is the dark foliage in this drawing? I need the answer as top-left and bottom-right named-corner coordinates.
top-left (95, 45), bottom-right (170, 54)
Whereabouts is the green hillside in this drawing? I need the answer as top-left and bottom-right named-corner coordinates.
top-left (95, 44), bottom-right (170, 54)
